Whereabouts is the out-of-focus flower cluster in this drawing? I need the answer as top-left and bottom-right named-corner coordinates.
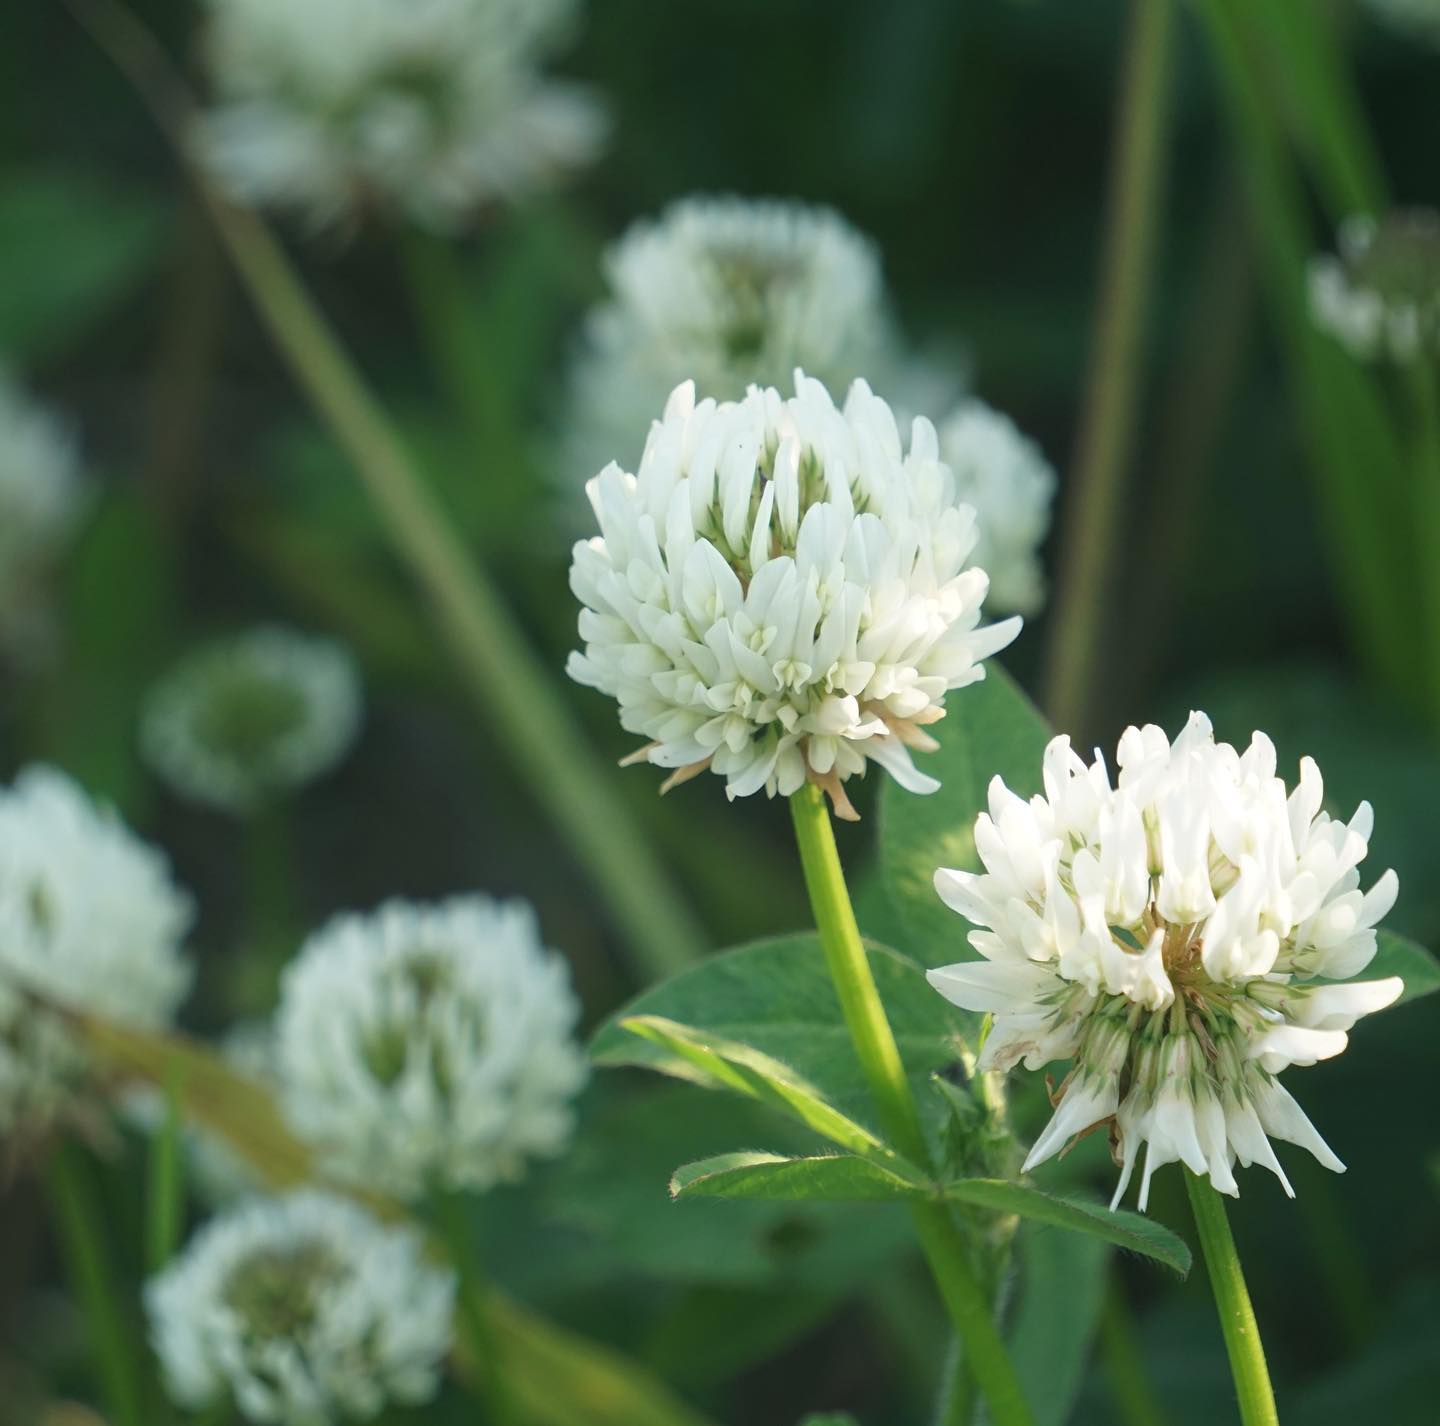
top-left (1309, 210), bottom-right (1440, 363)
top-left (142, 626), bottom-right (362, 816)
top-left (196, 0), bottom-right (606, 231)
top-left (0, 767), bottom-right (192, 1134)
top-left (147, 1190), bottom-right (455, 1425)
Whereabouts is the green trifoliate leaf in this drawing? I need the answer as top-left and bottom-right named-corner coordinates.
top-left (938, 1179), bottom-right (1191, 1275)
top-left (591, 934), bottom-right (981, 1135)
top-left (618, 1016), bottom-right (922, 1174)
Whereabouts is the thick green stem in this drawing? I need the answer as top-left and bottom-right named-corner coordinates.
top-left (1184, 1172), bottom-right (1279, 1426)
top-left (47, 1145), bottom-right (146, 1426)
top-left (788, 785), bottom-right (1033, 1426)
top-left (63, 0), bottom-right (706, 983)
top-left (1042, 0), bottom-right (1175, 739)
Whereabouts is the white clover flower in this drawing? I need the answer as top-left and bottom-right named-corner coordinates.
top-left (561, 196), bottom-right (940, 483)
top-left (927, 713), bottom-right (1402, 1210)
top-left (567, 374), bottom-right (1022, 817)
top-left (1361, 0), bottom-right (1440, 46)
top-left (0, 766), bottom-right (193, 1132)
top-left (935, 398), bottom-right (1055, 616)
top-left (195, 0), bottom-right (605, 232)
top-left (147, 1190), bottom-right (455, 1425)
top-left (0, 374), bottom-right (85, 662)
top-left (276, 895), bottom-right (586, 1201)
top-left (142, 626), bottom-right (362, 815)
top-left (1309, 210), bottom-right (1440, 362)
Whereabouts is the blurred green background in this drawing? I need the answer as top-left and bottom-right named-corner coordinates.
top-left (2, 1), bottom-right (1436, 1422)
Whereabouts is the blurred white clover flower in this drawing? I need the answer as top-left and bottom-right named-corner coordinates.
top-left (1308, 210), bottom-right (1440, 363)
top-left (0, 374), bottom-right (85, 664)
top-left (927, 712), bottom-right (1402, 1211)
top-left (1361, 0), bottom-right (1440, 46)
top-left (142, 626), bottom-right (362, 816)
top-left (147, 1189), bottom-right (455, 1425)
top-left (935, 398), bottom-right (1055, 616)
top-left (567, 374), bottom-right (1021, 818)
top-left (195, 0), bottom-right (605, 232)
top-left (276, 895), bottom-right (586, 1201)
top-left (562, 196), bottom-right (931, 485)
top-left (0, 766), bottom-right (193, 1132)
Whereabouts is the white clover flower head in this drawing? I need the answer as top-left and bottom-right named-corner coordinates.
top-left (0, 373), bottom-right (85, 662)
top-left (276, 895), bottom-right (586, 1201)
top-left (1360, 0), bottom-right (1440, 47)
top-left (935, 398), bottom-right (1056, 616)
top-left (142, 626), bottom-right (362, 815)
top-left (567, 374), bottom-right (1022, 818)
top-left (0, 766), bottom-right (193, 1132)
top-left (147, 1190), bottom-right (455, 1425)
top-left (563, 196), bottom-right (913, 480)
top-left (195, 0), bottom-right (606, 232)
top-left (926, 712), bottom-right (1402, 1210)
top-left (1309, 209), bottom-right (1440, 362)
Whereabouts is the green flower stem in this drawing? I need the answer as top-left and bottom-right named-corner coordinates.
top-left (1100, 1277), bottom-right (1170, 1426)
top-left (788, 784), bottom-right (1034, 1426)
top-left (1041, 0), bottom-right (1175, 739)
top-left (47, 1144), bottom-right (146, 1426)
top-left (64, 0), bottom-right (705, 983)
top-left (1184, 1171), bottom-right (1278, 1426)
top-left (145, 1068), bottom-right (188, 1274)
top-left (436, 1194), bottom-right (513, 1426)
top-left (242, 799), bottom-right (298, 1009)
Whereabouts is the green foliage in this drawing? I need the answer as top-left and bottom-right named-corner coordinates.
top-left (592, 934), bottom-right (982, 1132)
top-left (669, 1152), bottom-right (1189, 1276)
top-left (1362, 931), bottom-right (1440, 1004)
top-left (617, 1017), bottom-right (921, 1170)
top-left (1007, 1227), bottom-right (1108, 1426)
top-left (878, 667), bottom-right (1051, 966)
top-left (0, 170), bottom-right (167, 362)
top-left (75, 1016), bottom-right (719, 1426)
top-left (671, 1152), bottom-right (929, 1203)
top-left (545, 1084), bottom-right (914, 1292)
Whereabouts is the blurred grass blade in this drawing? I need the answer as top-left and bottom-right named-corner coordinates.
top-left (1042, 0), bottom-right (1176, 738)
top-left (1351, 930), bottom-right (1440, 1003)
top-left (62, 0), bottom-right (705, 982)
top-left (1243, 0), bottom-right (1386, 222)
top-left (1193, 0), bottom-right (1416, 699)
top-left (46, 1145), bottom-right (146, 1426)
top-left (77, 1014), bottom-right (719, 1426)
top-left (144, 1067), bottom-right (187, 1273)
